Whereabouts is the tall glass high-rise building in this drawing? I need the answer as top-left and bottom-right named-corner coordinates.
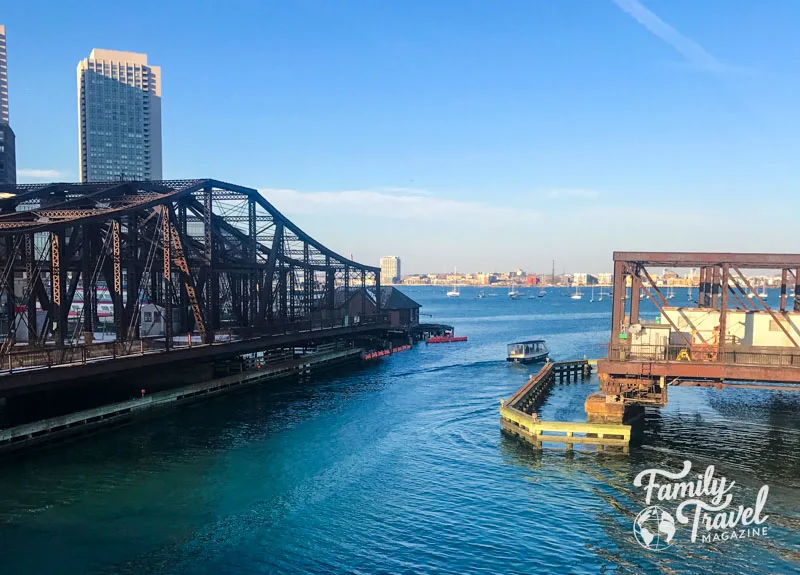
top-left (77, 49), bottom-right (162, 182)
top-left (0, 24), bottom-right (16, 186)
top-left (380, 256), bottom-right (401, 285)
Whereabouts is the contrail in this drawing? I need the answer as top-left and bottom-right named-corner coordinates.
top-left (611, 0), bottom-right (725, 72)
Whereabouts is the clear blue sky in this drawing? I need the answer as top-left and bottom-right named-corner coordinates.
top-left (5, 0), bottom-right (800, 274)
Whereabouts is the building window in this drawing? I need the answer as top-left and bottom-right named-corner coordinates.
top-left (143, 311), bottom-right (152, 322)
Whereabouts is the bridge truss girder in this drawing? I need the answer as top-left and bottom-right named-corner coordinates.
top-left (0, 179), bottom-right (381, 352)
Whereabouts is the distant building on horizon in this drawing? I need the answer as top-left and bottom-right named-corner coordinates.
top-left (596, 272), bottom-right (613, 285)
top-left (0, 25), bottom-right (16, 185)
top-left (380, 256), bottom-right (401, 285)
top-left (78, 49), bottom-right (162, 182)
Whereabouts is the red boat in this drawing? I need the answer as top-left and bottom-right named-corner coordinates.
top-left (427, 335), bottom-right (468, 344)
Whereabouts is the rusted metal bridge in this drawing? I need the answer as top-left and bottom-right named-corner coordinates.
top-left (596, 252), bottom-right (800, 418)
top-left (0, 179), bottom-right (387, 394)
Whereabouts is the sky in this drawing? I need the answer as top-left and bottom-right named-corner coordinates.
top-left (4, 0), bottom-right (800, 274)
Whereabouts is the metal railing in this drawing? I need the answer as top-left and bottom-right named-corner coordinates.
top-left (608, 343), bottom-right (800, 368)
top-left (0, 313), bottom-right (390, 374)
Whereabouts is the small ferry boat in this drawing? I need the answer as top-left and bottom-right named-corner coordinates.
top-left (506, 339), bottom-right (549, 364)
top-left (508, 288), bottom-right (520, 300)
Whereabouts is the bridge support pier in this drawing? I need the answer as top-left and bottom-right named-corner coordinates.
top-left (584, 392), bottom-right (645, 424)
top-left (585, 393), bottom-right (625, 424)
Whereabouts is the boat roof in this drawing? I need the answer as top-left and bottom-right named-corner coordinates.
top-left (508, 339), bottom-right (547, 345)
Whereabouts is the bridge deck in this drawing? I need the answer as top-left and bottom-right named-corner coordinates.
top-left (0, 319), bottom-right (389, 395)
top-left (598, 357), bottom-right (800, 384)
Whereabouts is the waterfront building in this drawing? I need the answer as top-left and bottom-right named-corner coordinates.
top-left (402, 276), bottom-right (430, 285)
top-left (572, 273), bottom-right (599, 286)
top-left (380, 256), bottom-right (401, 285)
top-left (332, 286), bottom-right (420, 328)
top-left (77, 49), bottom-right (162, 182)
top-left (596, 272), bottom-right (613, 286)
top-left (0, 25), bottom-right (16, 185)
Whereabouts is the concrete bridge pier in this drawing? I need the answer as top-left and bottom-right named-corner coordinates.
top-left (584, 392), bottom-right (644, 424)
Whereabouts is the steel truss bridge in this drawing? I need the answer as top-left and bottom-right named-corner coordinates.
top-left (598, 251), bottom-right (800, 408)
top-left (0, 179), bottom-right (386, 391)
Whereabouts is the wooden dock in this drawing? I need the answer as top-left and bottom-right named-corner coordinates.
top-left (500, 360), bottom-right (631, 453)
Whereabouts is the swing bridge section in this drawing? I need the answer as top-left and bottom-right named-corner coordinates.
top-left (597, 252), bottom-right (800, 412)
top-left (0, 179), bottom-right (387, 393)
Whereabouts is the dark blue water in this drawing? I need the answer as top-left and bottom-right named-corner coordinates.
top-left (0, 286), bottom-right (798, 574)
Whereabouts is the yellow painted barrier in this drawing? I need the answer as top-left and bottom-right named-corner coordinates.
top-left (499, 404), bottom-right (631, 453)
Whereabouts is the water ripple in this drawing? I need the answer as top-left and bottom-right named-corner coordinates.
top-left (0, 290), bottom-right (797, 574)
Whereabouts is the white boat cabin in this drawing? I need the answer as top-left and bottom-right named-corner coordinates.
top-left (506, 339), bottom-right (549, 363)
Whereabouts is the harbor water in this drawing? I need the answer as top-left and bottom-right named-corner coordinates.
top-left (0, 287), bottom-right (798, 574)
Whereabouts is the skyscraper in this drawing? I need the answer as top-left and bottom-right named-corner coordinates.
top-left (0, 25), bottom-right (16, 185)
top-left (77, 49), bottom-right (162, 182)
top-left (380, 256), bottom-right (401, 285)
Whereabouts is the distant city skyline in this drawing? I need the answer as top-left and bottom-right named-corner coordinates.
top-left (389, 267), bottom-right (787, 287)
top-left (5, 2), bottom-right (800, 270)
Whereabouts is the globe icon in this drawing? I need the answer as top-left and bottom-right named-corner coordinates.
top-left (633, 506), bottom-right (676, 551)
